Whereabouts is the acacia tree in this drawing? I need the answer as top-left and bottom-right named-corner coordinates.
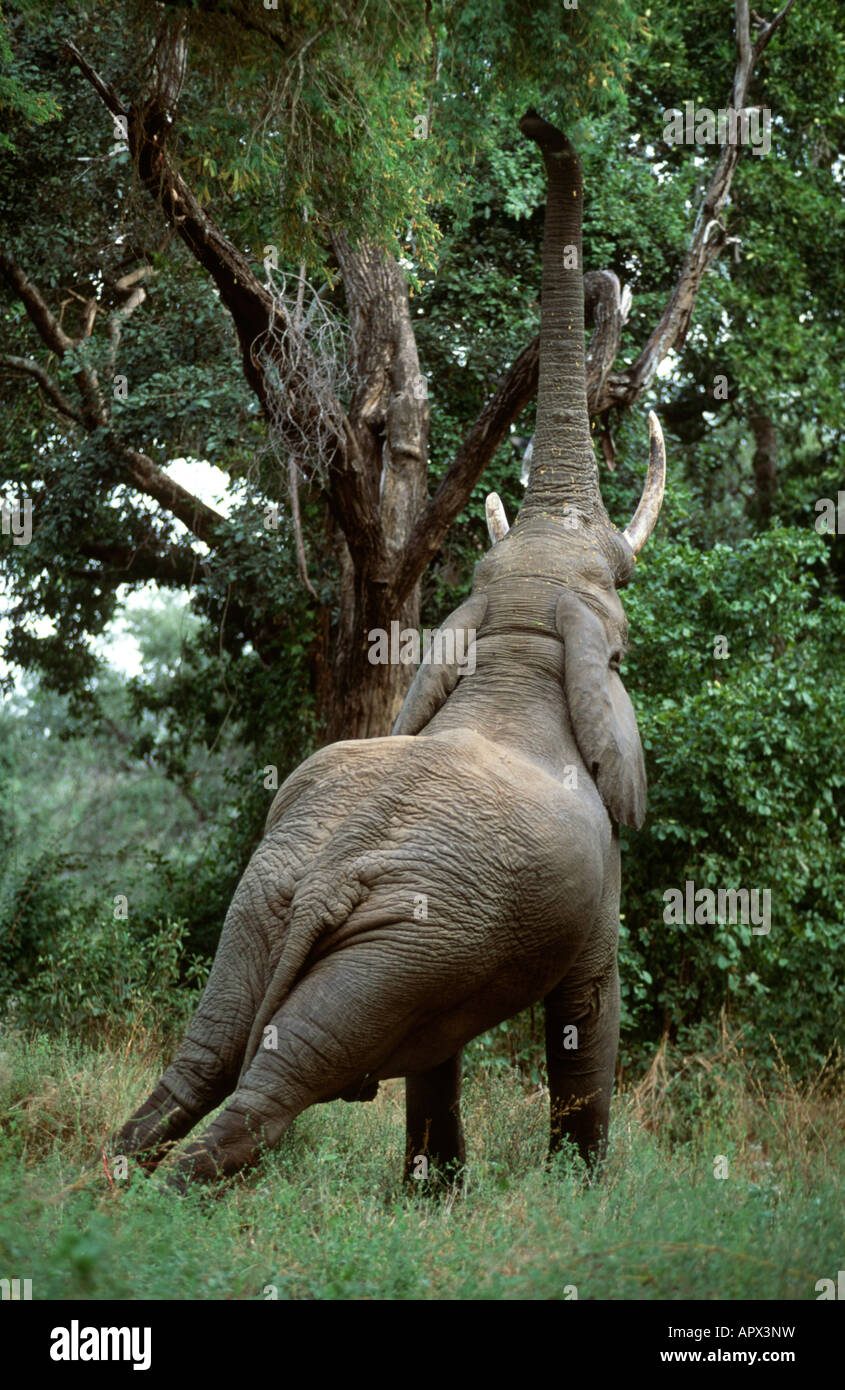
top-left (0, 0), bottom-right (804, 743)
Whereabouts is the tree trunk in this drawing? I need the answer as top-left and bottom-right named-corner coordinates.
top-left (319, 239), bottom-right (430, 740)
top-left (748, 407), bottom-right (777, 524)
top-left (323, 549), bottom-right (420, 741)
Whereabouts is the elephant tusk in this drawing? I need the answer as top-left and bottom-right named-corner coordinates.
top-left (485, 492), bottom-right (510, 544)
top-left (622, 411), bottom-right (666, 556)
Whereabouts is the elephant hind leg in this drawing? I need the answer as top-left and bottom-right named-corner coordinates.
top-left (115, 1026), bottom-right (249, 1170)
top-left (163, 952), bottom-right (422, 1187)
top-left (404, 1051), bottom-right (465, 1187)
top-left (114, 891), bottom-right (271, 1170)
top-left (115, 972), bottom-right (260, 1169)
top-left (114, 1063), bottom-right (233, 1172)
top-left (543, 957), bottom-right (620, 1176)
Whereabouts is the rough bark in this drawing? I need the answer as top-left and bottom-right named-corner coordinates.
top-left (326, 236), bottom-right (430, 740)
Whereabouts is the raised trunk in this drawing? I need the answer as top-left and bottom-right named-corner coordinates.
top-left (516, 113), bottom-right (606, 527)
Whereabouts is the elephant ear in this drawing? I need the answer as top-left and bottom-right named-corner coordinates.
top-left (555, 589), bottom-right (647, 829)
top-left (392, 592), bottom-right (488, 736)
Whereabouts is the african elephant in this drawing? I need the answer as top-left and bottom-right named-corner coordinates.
top-left (115, 111), bottom-right (665, 1189)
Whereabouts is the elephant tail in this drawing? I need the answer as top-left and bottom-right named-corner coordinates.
top-left (238, 871), bottom-right (368, 1083)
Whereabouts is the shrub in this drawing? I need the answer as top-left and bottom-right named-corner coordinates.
top-left (7, 914), bottom-right (208, 1042)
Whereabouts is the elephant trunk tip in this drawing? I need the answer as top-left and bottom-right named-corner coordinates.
top-left (519, 110), bottom-right (574, 157)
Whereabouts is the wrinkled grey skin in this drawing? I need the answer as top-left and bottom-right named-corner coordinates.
top-left (116, 115), bottom-right (654, 1188)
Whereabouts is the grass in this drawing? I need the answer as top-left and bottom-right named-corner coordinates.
top-left (0, 1018), bottom-right (841, 1301)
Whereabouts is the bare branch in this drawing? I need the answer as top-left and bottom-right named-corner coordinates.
top-left (0, 247), bottom-right (76, 356)
top-left (73, 539), bottom-right (210, 586)
top-left (0, 246), bottom-right (107, 426)
top-left (63, 40), bottom-right (128, 119)
top-left (596, 0), bottom-right (796, 412)
top-left (113, 264), bottom-right (158, 293)
top-left (0, 353), bottom-right (83, 423)
top-left (113, 445), bottom-right (227, 545)
top-left (752, 0), bottom-right (798, 60)
top-left (107, 281), bottom-right (149, 365)
top-left (0, 247), bottom-right (229, 548)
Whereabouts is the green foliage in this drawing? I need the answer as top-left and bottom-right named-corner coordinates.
top-left (10, 913), bottom-right (206, 1039)
top-left (0, 2), bottom-right (61, 151)
top-left (618, 528), bottom-right (845, 1069)
top-left (127, 0), bottom-right (638, 271)
top-left (0, 601), bottom-right (280, 1013)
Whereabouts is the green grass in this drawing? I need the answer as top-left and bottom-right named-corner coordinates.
top-left (0, 1021), bottom-right (841, 1300)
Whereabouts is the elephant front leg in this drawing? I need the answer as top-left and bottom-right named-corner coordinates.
top-left (403, 1051), bottom-right (465, 1187)
top-left (543, 959), bottom-right (619, 1177)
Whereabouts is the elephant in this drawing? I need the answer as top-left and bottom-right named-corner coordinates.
top-left (114, 111), bottom-right (665, 1189)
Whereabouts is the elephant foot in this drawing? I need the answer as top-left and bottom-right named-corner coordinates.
top-left (114, 1079), bottom-right (210, 1171)
top-left (164, 1138), bottom-right (251, 1190)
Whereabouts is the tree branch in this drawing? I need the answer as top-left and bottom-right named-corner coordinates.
top-left (584, 269), bottom-right (630, 405)
top-left (72, 539), bottom-right (210, 586)
top-left (288, 454), bottom-right (318, 599)
top-left (0, 353), bottom-right (83, 423)
top-left (64, 28), bottom-right (381, 566)
top-left (107, 272), bottom-right (153, 364)
top-left (752, 1), bottom-right (798, 61)
top-left (0, 246), bottom-right (107, 426)
top-left (0, 246), bottom-right (224, 547)
top-left (0, 248), bottom-right (77, 356)
top-left (394, 336), bottom-right (539, 598)
top-left (62, 39), bottom-right (128, 120)
top-left (595, 0), bottom-right (795, 412)
top-left (113, 445), bottom-right (227, 545)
